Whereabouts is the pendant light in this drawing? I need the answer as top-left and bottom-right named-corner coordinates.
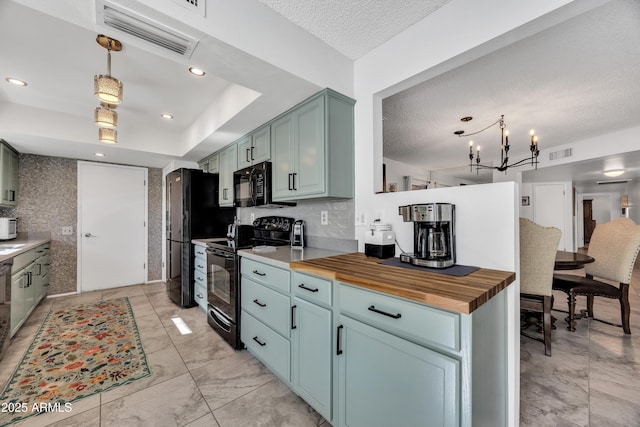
top-left (99, 128), bottom-right (117, 144)
top-left (94, 102), bottom-right (118, 129)
top-left (94, 35), bottom-right (123, 105)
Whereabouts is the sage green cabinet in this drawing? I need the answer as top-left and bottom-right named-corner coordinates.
top-left (237, 125), bottom-right (270, 167)
top-left (0, 141), bottom-right (19, 207)
top-left (199, 153), bottom-right (219, 174)
top-left (337, 315), bottom-right (460, 427)
top-left (193, 243), bottom-right (207, 312)
top-left (10, 249), bottom-right (37, 337)
top-left (218, 143), bottom-right (237, 206)
top-left (33, 243), bottom-right (50, 304)
top-left (271, 89), bottom-right (354, 202)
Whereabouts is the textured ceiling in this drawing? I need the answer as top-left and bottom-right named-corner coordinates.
top-left (382, 0), bottom-right (640, 186)
top-left (258, 0), bottom-right (452, 60)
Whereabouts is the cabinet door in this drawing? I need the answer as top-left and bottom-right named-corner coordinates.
top-left (0, 144), bottom-right (18, 207)
top-left (338, 315), bottom-right (459, 427)
top-left (271, 113), bottom-right (296, 200)
top-left (294, 96), bottom-right (325, 197)
top-left (23, 264), bottom-right (36, 318)
top-left (237, 136), bottom-right (253, 168)
top-left (292, 297), bottom-right (332, 422)
top-left (10, 270), bottom-right (25, 337)
top-left (218, 144), bottom-right (237, 206)
top-left (251, 125), bottom-right (271, 164)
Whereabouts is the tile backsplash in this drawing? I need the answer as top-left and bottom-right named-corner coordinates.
top-left (236, 199), bottom-right (357, 251)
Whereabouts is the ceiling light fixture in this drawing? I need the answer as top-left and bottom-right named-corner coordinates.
top-left (462, 115), bottom-right (539, 174)
top-left (604, 169), bottom-right (624, 177)
top-left (99, 128), bottom-right (117, 144)
top-left (94, 35), bottom-right (123, 104)
top-left (188, 67), bottom-right (205, 77)
top-left (94, 103), bottom-right (118, 129)
top-left (94, 152), bottom-right (105, 157)
top-left (5, 77), bottom-right (27, 86)
top-left (160, 113), bottom-right (174, 120)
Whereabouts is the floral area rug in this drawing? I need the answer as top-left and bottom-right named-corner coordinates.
top-left (0, 297), bottom-right (151, 426)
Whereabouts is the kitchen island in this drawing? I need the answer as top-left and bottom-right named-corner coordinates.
top-left (239, 248), bottom-right (515, 426)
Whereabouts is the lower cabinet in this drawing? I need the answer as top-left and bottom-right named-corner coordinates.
top-left (193, 243), bottom-right (207, 312)
top-left (291, 297), bottom-right (332, 421)
top-left (33, 243), bottom-right (50, 304)
top-left (10, 249), bottom-right (37, 337)
top-left (337, 315), bottom-right (459, 427)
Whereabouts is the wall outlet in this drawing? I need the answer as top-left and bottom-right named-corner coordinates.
top-left (320, 210), bottom-right (328, 225)
top-left (61, 226), bottom-right (73, 236)
top-left (356, 211), bottom-right (368, 226)
top-left (250, 213), bottom-right (255, 222)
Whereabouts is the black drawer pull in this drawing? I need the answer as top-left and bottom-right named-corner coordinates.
top-left (196, 276), bottom-right (203, 282)
top-left (197, 264), bottom-right (205, 269)
top-left (252, 270), bottom-right (266, 276)
top-left (253, 336), bottom-right (266, 347)
top-left (253, 299), bottom-right (266, 307)
top-left (291, 305), bottom-right (297, 329)
top-left (336, 325), bottom-right (344, 355)
top-left (368, 305), bottom-right (402, 319)
top-left (298, 283), bottom-right (319, 293)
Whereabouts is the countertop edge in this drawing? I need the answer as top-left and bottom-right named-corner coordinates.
top-left (0, 237), bottom-right (52, 263)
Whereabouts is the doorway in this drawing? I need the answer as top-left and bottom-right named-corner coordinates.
top-left (77, 162), bottom-right (147, 292)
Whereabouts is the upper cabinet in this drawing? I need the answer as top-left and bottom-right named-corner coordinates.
top-left (0, 140), bottom-right (19, 207)
top-left (271, 90), bottom-right (355, 202)
top-left (199, 152), bottom-right (219, 174)
top-left (218, 143), bottom-right (237, 207)
top-left (237, 125), bottom-right (271, 167)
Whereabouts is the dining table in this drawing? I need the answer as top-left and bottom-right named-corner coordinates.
top-left (554, 250), bottom-right (595, 270)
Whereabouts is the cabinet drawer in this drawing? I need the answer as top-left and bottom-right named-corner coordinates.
top-left (194, 269), bottom-right (207, 289)
top-left (194, 283), bottom-right (207, 311)
top-left (339, 283), bottom-right (460, 352)
top-left (242, 278), bottom-right (291, 337)
top-left (13, 249), bottom-right (35, 272)
top-left (241, 258), bottom-right (290, 294)
top-left (292, 272), bottom-right (332, 306)
top-left (241, 310), bottom-right (290, 382)
top-left (194, 244), bottom-right (207, 260)
top-left (193, 254), bottom-right (207, 275)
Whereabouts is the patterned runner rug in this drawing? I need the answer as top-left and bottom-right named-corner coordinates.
top-left (0, 297), bottom-right (151, 426)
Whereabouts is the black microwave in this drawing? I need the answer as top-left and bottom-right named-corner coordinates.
top-left (233, 162), bottom-right (295, 208)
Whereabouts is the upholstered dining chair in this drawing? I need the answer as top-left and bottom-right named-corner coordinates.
top-left (553, 218), bottom-right (640, 334)
top-left (519, 217), bottom-right (562, 356)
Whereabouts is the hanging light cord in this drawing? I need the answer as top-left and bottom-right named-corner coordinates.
top-left (456, 116), bottom-right (503, 137)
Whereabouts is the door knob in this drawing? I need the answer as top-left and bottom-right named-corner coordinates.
top-left (85, 233), bottom-right (94, 237)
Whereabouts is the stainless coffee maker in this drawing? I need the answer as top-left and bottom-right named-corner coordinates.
top-left (398, 203), bottom-right (455, 268)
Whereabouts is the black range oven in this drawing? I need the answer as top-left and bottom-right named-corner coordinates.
top-left (205, 217), bottom-right (294, 349)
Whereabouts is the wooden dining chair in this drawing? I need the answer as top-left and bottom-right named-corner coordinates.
top-left (553, 218), bottom-right (640, 333)
top-left (519, 218), bottom-right (562, 356)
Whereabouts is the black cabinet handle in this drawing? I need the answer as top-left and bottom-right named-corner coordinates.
top-left (298, 283), bottom-right (319, 293)
top-left (368, 305), bottom-right (402, 319)
top-left (292, 173), bottom-right (297, 191)
top-left (336, 325), bottom-right (344, 355)
top-left (251, 146), bottom-right (255, 161)
top-left (291, 305), bottom-right (297, 329)
top-left (246, 148), bottom-right (251, 163)
top-left (196, 275), bottom-right (203, 282)
top-left (288, 173), bottom-right (293, 190)
top-left (253, 299), bottom-right (266, 307)
top-left (253, 336), bottom-right (266, 347)
top-left (252, 270), bottom-right (266, 277)
top-left (197, 264), bottom-right (205, 269)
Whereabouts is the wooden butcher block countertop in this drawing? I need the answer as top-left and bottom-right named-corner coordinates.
top-left (290, 253), bottom-right (516, 314)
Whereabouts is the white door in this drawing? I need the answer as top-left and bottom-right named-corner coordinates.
top-left (533, 183), bottom-right (569, 251)
top-left (78, 162), bottom-right (147, 292)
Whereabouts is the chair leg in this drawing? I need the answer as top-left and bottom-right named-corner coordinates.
top-left (586, 295), bottom-right (594, 318)
top-left (567, 293), bottom-right (577, 332)
top-left (543, 296), bottom-right (552, 356)
top-left (620, 283), bottom-right (631, 334)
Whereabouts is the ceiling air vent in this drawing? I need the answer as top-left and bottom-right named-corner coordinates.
top-left (171, 0), bottom-right (206, 17)
top-left (549, 148), bottom-right (572, 161)
top-left (597, 179), bottom-right (631, 185)
top-left (97, 2), bottom-right (199, 58)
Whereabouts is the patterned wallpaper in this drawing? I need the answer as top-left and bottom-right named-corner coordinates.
top-left (1, 154), bottom-right (163, 295)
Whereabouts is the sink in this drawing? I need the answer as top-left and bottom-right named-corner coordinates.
top-left (0, 243), bottom-right (26, 256)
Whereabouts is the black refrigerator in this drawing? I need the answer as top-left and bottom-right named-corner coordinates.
top-left (166, 168), bottom-right (235, 308)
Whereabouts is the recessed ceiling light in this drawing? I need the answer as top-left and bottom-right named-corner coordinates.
top-left (94, 152), bottom-right (105, 157)
top-left (5, 77), bottom-right (27, 86)
top-left (161, 113), bottom-right (174, 120)
top-left (188, 67), bottom-right (205, 77)
top-left (604, 169), bottom-right (624, 177)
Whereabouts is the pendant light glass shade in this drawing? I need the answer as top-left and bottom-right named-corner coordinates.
top-left (94, 105), bottom-right (117, 129)
top-left (99, 128), bottom-right (117, 144)
top-left (94, 74), bottom-right (123, 104)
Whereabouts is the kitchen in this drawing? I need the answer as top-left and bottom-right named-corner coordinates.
top-left (1, 0), bottom-right (639, 426)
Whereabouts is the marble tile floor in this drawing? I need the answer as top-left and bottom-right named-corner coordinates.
top-left (2, 267), bottom-right (639, 426)
top-left (520, 263), bottom-right (640, 426)
top-left (0, 283), bottom-right (327, 427)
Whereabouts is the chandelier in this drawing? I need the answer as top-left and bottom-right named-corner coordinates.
top-left (461, 115), bottom-right (539, 174)
top-left (94, 35), bottom-right (122, 144)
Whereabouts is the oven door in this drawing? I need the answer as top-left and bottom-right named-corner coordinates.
top-left (206, 246), bottom-right (237, 322)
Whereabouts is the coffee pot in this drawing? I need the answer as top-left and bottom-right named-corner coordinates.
top-left (398, 203), bottom-right (455, 268)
